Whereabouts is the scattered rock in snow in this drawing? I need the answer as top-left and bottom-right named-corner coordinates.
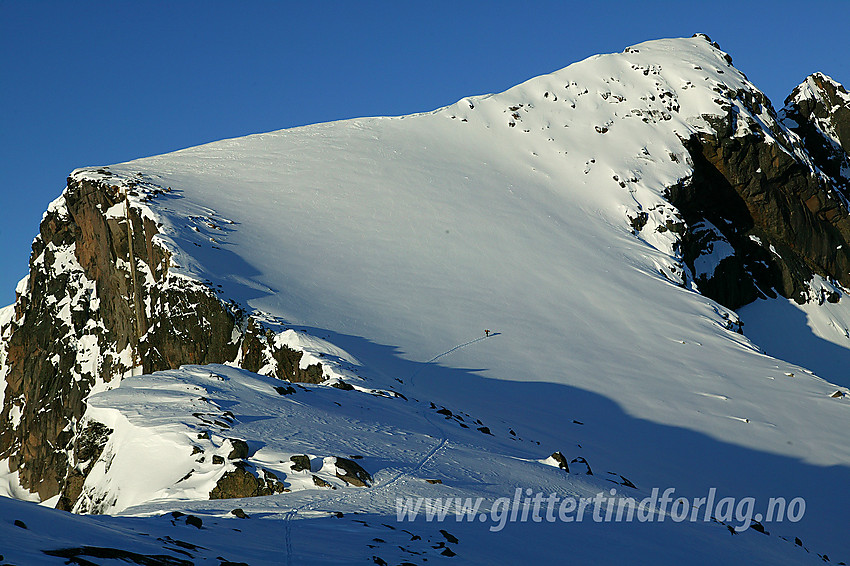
top-left (274, 385), bottom-right (296, 395)
top-left (335, 457), bottom-right (372, 487)
top-left (550, 451), bottom-right (570, 471)
top-left (290, 454), bottom-right (311, 472)
top-left (226, 439), bottom-right (250, 460)
top-left (185, 515), bottom-right (203, 529)
top-left (43, 546), bottom-right (194, 566)
top-left (570, 456), bottom-right (593, 475)
top-left (209, 463), bottom-right (289, 499)
top-left (312, 475), bottom-right (335, 489)
top-left (439, 529), bottom-right (459, 544)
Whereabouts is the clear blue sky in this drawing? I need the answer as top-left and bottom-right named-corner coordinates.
top-left (2, 1), bottom-right (848, 305)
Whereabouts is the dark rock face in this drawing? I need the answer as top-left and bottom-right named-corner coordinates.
top-left (781, 73), bottom-right (850, 190)
top-left (667, 79), bottom-right (850, 310)
top-left (0, 174), bottom-right (250, 502)
top-left (0, 177), bottom-right (158, 500)
top-left (141, 279), bottom-right (240, 375)
top-left (57, 420), bottom-right (113, 512)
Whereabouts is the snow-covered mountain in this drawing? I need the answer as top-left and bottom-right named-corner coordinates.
top-left (2, 34), bottom-right (850, 564)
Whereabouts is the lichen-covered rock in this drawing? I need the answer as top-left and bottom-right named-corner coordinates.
top-left (209, 463), bottom-right (289, 499)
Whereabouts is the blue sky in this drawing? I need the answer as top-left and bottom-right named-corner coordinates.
top-left (1, 1), bottom-right (848, 305)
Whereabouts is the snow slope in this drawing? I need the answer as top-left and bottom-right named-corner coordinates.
top-left (0, 474), bottom-right (825, 566)
top-left (5, 35), bottom-right (850, 563)
top-left (98, 35), bottom-right (843, 463)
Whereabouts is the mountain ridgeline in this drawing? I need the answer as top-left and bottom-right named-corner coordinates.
top-left (1, 34), bottom-right (850, 514)
top-left (671, 69), bottom-right (850, 309)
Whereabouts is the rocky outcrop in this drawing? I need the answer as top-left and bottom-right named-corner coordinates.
top-left (550, 451), bottom-right (570, 472)
top-left (781, 73), bottom-right (850, 190)
top-left (665, 78), bottom-right (850, 309)
top-left (334, 457), bottom-right (372, 487)
top-left (0, 170), bottom-right (345, 507)
top-left (0, 174), bottom-right (167, 500)
top-left (209, 463), bottom-right (288, 499)
top-left (57, 420), bottom-right (112, 512)
top-left (289, 454), bottom-right (311, 472)
top-left (237, 320), bottom-right (324, 384)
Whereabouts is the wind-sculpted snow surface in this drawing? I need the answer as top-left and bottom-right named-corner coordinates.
top-left (3, 35), bottom-right (850, 563)
top-left (76, 364), bottom-right (413, 513)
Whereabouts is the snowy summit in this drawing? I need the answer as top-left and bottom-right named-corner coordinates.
top-left (2, 35), bottom-right (850, 564)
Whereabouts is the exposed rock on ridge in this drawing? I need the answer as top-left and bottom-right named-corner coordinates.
top-left (0, 171), bottom-right (342, 507)
top-left (781, 72), bottom-right (850, 190)
top-left (663, 72), bottom-right (850, 309)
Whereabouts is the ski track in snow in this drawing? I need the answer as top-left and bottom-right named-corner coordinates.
top-left (417, 333), bottom-right (498, 370)
top-left (285, 334), bottom-right (492, 564)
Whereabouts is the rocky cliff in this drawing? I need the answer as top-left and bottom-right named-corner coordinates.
top-left (0, 171), bottom-right (353, 509)
top-left (781, 72), bottom-right (850, 189)
top-left (660, 71), bottom-right (850, 310)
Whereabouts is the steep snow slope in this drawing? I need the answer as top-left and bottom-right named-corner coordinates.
top-left (100, 35), bottom-right (843, 459)
top-left (92, 39), bottom-right (845, 451)
top-left (4, 35), bottom-right (850, 563)
top-left (86, 36), bottom-right (849, 555)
